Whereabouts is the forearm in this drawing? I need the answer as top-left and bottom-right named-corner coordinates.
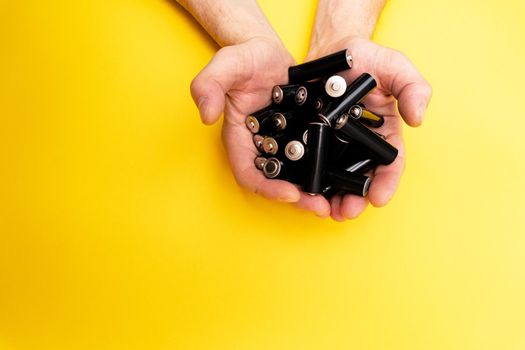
top-left (309, 0), bottom-right (386, 50)
top-left (177, 0), bottom-right (281, 47)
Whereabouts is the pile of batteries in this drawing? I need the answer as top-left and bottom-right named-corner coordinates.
top-left (245, 50), bottom-right (398, 198)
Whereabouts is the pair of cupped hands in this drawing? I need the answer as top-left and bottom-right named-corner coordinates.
top-left (190, 35), bottom-right (432, 221)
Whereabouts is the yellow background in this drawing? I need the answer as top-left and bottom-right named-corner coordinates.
top-left (1, 0), bottom-right (525, 349)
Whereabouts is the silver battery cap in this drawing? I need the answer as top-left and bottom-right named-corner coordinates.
top-left (302, 130), bottom-right (308, 144)
top-left (262, 137), bottom-right (278, 155)
top-left (295, 86), bottom-right (308, 105)
top-left (284, 140), bottom-right (305, 161)
top-left (263, 157), bottom-right (282, 179)
top-left (272, 86), bottom-right (284, 104)
top-left (254, 157), bottom-right (267, 170)
top-left (272, 113), bottom-right (287, 131)
top-left (325, 75), bottom-right (347, 98)
top-left (245, 116), bottom-right (260, 133)
top-left (349, 104), bottom-right (362, 119)
top-left (252, 134), bottom-right (264, 151)
top-left (362, 177), bottom-right (372, 196)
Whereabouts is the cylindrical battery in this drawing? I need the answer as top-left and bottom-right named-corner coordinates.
top-left (262, 157), bottom-right (305, 185)
top-left (349, 104), bottom-right (384, 128)
top-left (328, 132), bottom-right (350, 164)
top-left (327, 169), bottom-right (371, 197)
top-left (322, 185), bottom-right (340, 199)
top-left (335, 113), bottom-right (398, 165)
top-left (245, 105), bottom-right (275, 134)
top-left (329, 132), bottom-right (371, 168)
top-left (322, 73), bottom-right (377, 125)
top-left (288, 49), bottom-right (352, 83)
top-left (271, 112), bottom-right (298, 132)
top-left (303, 122), bottom-right (330, 194)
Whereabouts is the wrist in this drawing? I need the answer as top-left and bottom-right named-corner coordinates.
top-left (183, 0), bottom-right (283, 48)
top-left (307, 35), bottom-right (366, 61)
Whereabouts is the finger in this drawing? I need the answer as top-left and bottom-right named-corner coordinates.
top-left (340, 194), bottom-right (369, 219)
top-left (375, 50), bottom-right (432, 127)
top-left (222, 121), bottom-right (301, 202)
top-left (190, 47), bottom-right (241, 125)
top-left (329, 194), bottom-right (345, 222)
top-left (368, 132), bottom-right (406, 207)
top-left (295, 193), bottom-right (331, 218)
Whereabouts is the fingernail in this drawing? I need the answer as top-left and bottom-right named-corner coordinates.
top-left (197, 96), bottom-right (208, 121)
top-left (316, 209), bottom-right (330, 218)
top-left (278, 193), bottom-right (300, 203)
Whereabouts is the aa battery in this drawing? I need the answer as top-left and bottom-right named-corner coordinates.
top-left (288, 49), bottom-right (353, 83)
top-left (329, 133), bottom-right (371, 168)
top-left (322, 185), bottom-right (340, 199)
top-left (245, 106), bottom-right (275, 134)
top-left (322, 73), bottom-right (377, 125)
top-left (271, 112), bottom-right (304, 135)
top-left (349, 104), bottom-right (384, 128)
top-left (327, 169), bottom-right (371, 197)
top-left (262, 157), bottom-right (305, 184)
top-left (328, 133), bottom-right (350, 164)
top-left (335, 113), bottom-right (398, 165)
top-left (303, 122), bottom-right (330, 194)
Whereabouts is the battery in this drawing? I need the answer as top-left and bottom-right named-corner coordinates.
top-left (322, 73), bottom-right (377, 125)
top-left (349, 104), bottom-right (384, 128)
top-left (303, 122), bottom-right (330, 194)
top-left (327, 169), bottom-right (371, 197)
top-left (329, 133), bottom-right (371, 168)
top-left (288, 49), bottom-right (352, 83)
top-left (334, 113), bottom-right (398, 165)
top-left (245, 105), bottom-right (275, 134)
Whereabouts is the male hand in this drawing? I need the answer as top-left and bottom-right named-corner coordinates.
top-left (191, 38), bottom-right (332, 212)
top-left (306, 37), bottom-right (432, 221)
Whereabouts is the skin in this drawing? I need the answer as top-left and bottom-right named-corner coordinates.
top-left (179, 0), bottom-right (432, 220)
top-left (306, 0), bottom-right (432, 221)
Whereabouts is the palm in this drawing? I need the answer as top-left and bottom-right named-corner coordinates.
top-left (304, 37), bottom-right (431, 220)
top-left (192, 37), bottom-right (430, 219)
top-left (217, 39), bottom-right (306, 203)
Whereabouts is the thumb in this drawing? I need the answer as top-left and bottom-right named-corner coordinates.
top-left (376, 50), bottom-right (432, 127)
top-left (190, 47), bottom-right (240, 125)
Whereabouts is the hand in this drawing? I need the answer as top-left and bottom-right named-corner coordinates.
top-left (192, 38), bottom-right (334, 213)
top-left (306, 37), bottom-right (432, 221)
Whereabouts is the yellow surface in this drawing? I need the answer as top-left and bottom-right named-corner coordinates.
top-left (1, 0), bottom-right (525, 349)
